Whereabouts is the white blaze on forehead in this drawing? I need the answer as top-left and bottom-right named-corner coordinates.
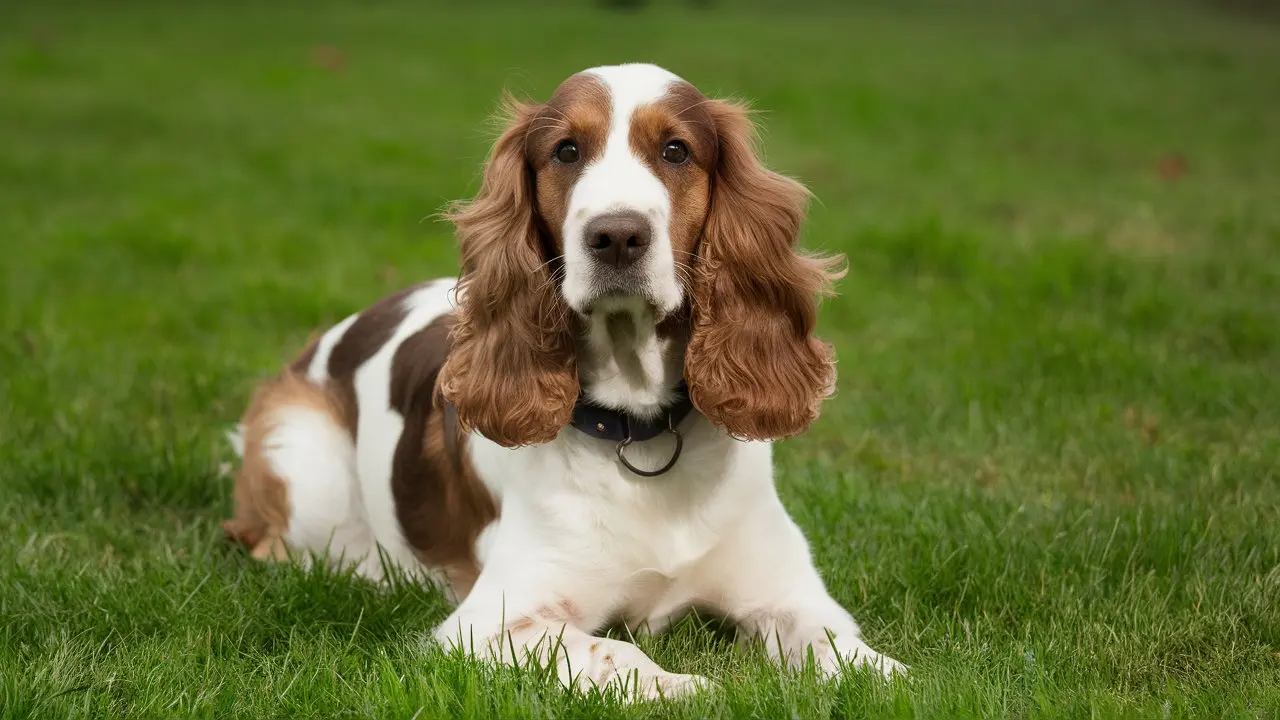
top-left (583, 63), bottom-right (683, 113)
top-left (561, 63), bottom-right (686, 316)
top-left (583, 64), bottom-right (682, 169)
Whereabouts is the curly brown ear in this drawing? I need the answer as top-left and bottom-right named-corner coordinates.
top-left (685, 99), bottom-right (845, 441)
top-left (438, 97), bottom-right (578, 447)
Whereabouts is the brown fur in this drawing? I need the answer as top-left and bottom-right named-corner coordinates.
top-left (325, 286), bottom-right (416, 437)
top-left (684, 99), bottom-right (846, 441)
top-left (223, 371), bottom-right (347, 558)
top-left (437, 97), bottom-right (581, 448)
top-left (528, 74), bottom-right (611, 249)
top-left (629, 81), bottom-right (717, 269)
top-left (390, 314), bottom-right (497, 600)
top-left (227, 300), bottom-right (500, 597)
top-left (287, 335), bottom-right (321, 375)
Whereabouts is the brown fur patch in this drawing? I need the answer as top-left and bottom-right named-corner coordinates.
top-left (287, 334), bottom-right (321, 375)
top-left (326, 285), bottom-right (417, 437)
top-left (251, 535), bottom-right (289, 561)
top-left (390, 313), bottom-right (498, 602)
top-left (527, 73), bottom-right (611, 251)
top-left (558, 598), bottom-right (582, 622)
top-left (629, 80), bottom-right (716, 279)
top-left (530, 597), bottom-right (582, 625)
top-left (223, 372), bottom-right (348, 557)
top-left (509, 617), bottom-right (536, 634)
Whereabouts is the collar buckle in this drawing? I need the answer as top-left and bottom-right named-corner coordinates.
top-left (615, 412), bottom-right (684, 477)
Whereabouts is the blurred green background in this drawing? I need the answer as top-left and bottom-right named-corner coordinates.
top-left (2, 1), bottom-right (1278, 718)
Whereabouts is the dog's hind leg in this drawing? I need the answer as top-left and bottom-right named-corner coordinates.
top-left (224, 372), bottom-right (379, 578)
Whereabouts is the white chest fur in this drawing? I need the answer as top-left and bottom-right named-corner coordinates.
top-left (468, 418), bottom-right (775, 625)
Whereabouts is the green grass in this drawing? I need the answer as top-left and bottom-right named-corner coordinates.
top-left (3, 0), bottom-right (1279, 717)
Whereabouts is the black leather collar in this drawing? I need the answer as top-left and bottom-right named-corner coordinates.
top-left (570, 381), bottom-right (694, 443)
top-left (570, 381), bottom-right (694, 476)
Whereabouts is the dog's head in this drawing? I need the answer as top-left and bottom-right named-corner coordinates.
top-left (439, 64), bottom-right (844, 447)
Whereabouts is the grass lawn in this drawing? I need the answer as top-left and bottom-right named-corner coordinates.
top-left (3, 1), bottom-right (1279, 717)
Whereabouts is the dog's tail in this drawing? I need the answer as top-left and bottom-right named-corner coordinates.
top-left (218, 423), bottom-right (247, 484)
top-left (221, 422), bottom-right (255, 548)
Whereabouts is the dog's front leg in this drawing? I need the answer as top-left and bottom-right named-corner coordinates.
top-left (700, 497), bottom-right (908, 679)
top-left (735, 592), bottom-right (907, 679)
top-left (434, 565), bottom-right (712, 700)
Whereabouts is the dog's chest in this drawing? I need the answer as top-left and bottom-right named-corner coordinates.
top-left (476, 420), bottom-right (758, 578)
top-left (598, 492), bottom-right (719, 575)
top-left (555, 469), bottom-right (723, 623)
top-left (467, 418), bottom-right (777, 629)
top-left (557, 449), bottom-right (729, 575)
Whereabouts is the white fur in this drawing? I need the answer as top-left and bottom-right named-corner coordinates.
top-left (248, 64), bottom-right (904, 702)
top-left (306, 312), bottom-right (359, 383)
top-left (578, 295), bottom-right (684, 417)
top-left (561, 64), bottom-right (685, 318)
top-left (261, 405), bottom-right (377, 576)
top-left (349, 282), bottom-right (457, 586)
top-left (441, 264), bottom-right (905, 698)
top-left (265, 280), bottom-right (458, 589)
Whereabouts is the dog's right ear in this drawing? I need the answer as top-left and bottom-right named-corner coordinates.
top-left (437, 97), bottom-right (579, 448)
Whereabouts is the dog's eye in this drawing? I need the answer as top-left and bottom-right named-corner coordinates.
top-left (661, 140), bottom-right (689, 165)
top-left (554, 140), bottom-right (580, 164)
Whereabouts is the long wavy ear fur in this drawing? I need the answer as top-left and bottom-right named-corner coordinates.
top-left (685, 99), bottom-right (845, 441)
top-left (438, 97), bottom-right (578, 447)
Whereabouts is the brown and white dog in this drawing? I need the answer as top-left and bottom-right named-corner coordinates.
top-left (225, 63), bottom-right (905, 699)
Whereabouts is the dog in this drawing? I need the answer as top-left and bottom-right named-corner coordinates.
top-left (224, 63), bottom-right (905, 699)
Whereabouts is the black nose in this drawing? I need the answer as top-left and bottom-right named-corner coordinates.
top-left (584, 211), bottom-right (652, 269)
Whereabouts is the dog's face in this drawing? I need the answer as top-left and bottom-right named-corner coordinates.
top-left (527, 65), bottom-right (713, 319)
top-left (439, 64), bottom-right (845, 448)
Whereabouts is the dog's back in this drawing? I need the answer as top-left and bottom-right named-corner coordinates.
top-left (223, 278), bottom-right (495, 598)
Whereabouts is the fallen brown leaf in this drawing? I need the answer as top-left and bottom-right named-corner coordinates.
top-left (311, 45), bottom-right (346, 72)
top-left (1123, 406), bottom-right (1159, 444)
top-left (1156, 154), bottom-right (1187, 182)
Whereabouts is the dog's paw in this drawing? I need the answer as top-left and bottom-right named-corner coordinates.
top-left (632, 671), bottom-right (716, 701)
top-left (815, 641), bottom-right (909, 680)
top-left (853, 650), bottom-right (908, 679)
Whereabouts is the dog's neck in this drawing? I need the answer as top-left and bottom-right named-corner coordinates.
top-left (576, 296), bottom-right (688, 421)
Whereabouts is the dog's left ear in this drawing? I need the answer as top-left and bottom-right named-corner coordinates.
top-left (685, 99), bottom-right (845, 441)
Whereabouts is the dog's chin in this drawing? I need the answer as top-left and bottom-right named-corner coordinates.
top-left (576, 278), bottom-right (684, 319)
top-left (565, 265), bottom-right (683, 322)
top-left (582, 291), bottom-right (652, 317)
top-left (574, 288), bottom-right (671, 325)
top-left (578, 292), bottom-right (676, 384)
